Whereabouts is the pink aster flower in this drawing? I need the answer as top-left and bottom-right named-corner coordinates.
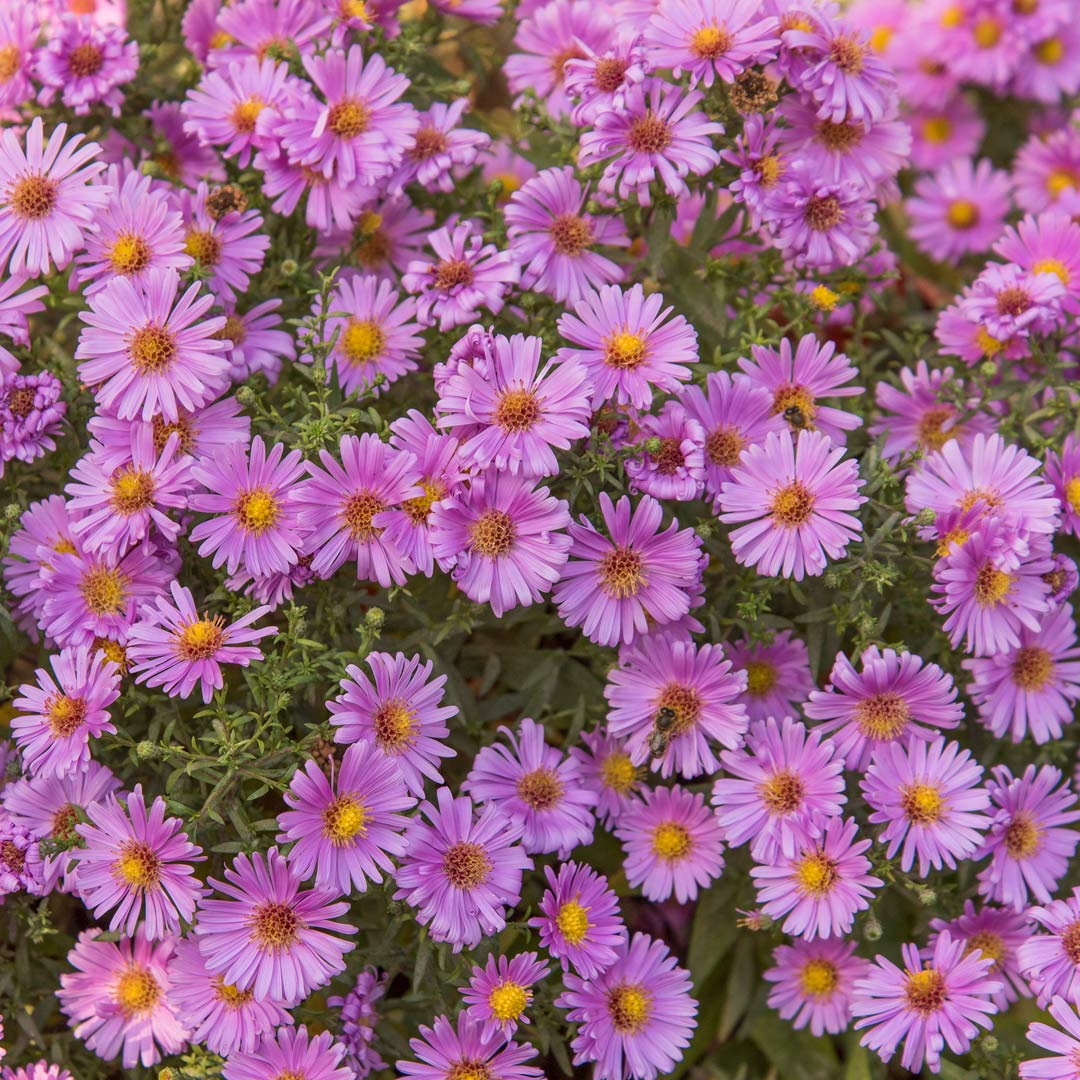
top-left (72, 167), bottom-right (191, 296)
top-left (403, 220), bottom-right (520, 332)
top-left (1014, 126), bottom-right (1080, 216)
top-left (645, 0), bottom-right (779, 87)
top-left (76, 267), bottom-right (228, 423)
top-left (1046, 432), bottom-right (1080, 537)
top-left (189, 435), bottom-right (305, 578)
top-left (210, 0), bottom-right (332, 69)
top-left (36, 15), bottom-right (138, 117)
top-left (557, 933), bottom-right (698, 1080)
top-left (0, 117), bottom-right (108, 277)
top-left (394, 786), bottom-right (533, 952)
top-left (750, 816), bottom-right (881, 941)
top-left (274, 46), bottom-right (417, 187)
top-left (461, 952), bottom-right (550, 1040)
top-left (0, 815), bottom-right (45, 897)
top-left (308, 272), bottom-right (424, 397)
top-left (1019, 888), bottom-right (1080, 1007)
top-left (167, 937), bottom-right (290, 1057)
top-left (723, 630), bottom-right (814, 723)
top-left (181, 56), bottom-right (297, 168)
top-left (327, 967), bottom-right (387, 1079)
top-left (0, 273), bottom-right (47, 350)
top-left (765, 938), bottom-right (868, 1036)
top-left (436, 331), bottom-right (591, 478)
top-left (907, 157), bottom-right (1011, 262)
top-left (930, 519), bottom-right (1054, 657)
top-left (713, 715), bottom-right (846, 862)
top-left (397, 1013), bottom-right (541, 1080)
top-left (293, 432), bottom-right (420, 585)
top-left (505, 167), bottom-right (627, 305)
top-left (0, 1065), bottom-right (72, 1080)
top-left (218, 299), bottom-right (296, 384)
top-left (995, 213), bottom-right (1080, 315)
top-left (929, 901), bottom-right (1031, 1011)
top-left (616, 784), bottom-right (724, 903)
top-left (174, 183), bottom-right (269, 304)
top-left (0, 370), bottom-right (66, 470)
top-left (578, 79), bottom-right (722, 206)
top-left (860, 737), bottom-right (991, 878)
top-left (39, 545), bottom-right (172, 648)
top-left (58, 930), bottom-right (187, 1068)
top-left (569, 730), bottom-right (644, 828)
top-left (315, 197), bottom-right (434, 281)
top-left (961, 261), bottom-right (1066, 341)
top-left (146, 98), bottom-right (226, 186)
top-left (530, 861), bottom-right (626, 979)
top-left (605, 634), bottom-right (748, 779)
top-left (737, 333), bottom-right (863, 446)
top-left (223, 1024), bottom-right (352, 1080)
top-left (328, 650), bottom-right (457, 797)
top-left (126, 581), bottom-right (276, 703)
top-left (0, 8), bottom-right (39, 111)
top-left (975, 764), bottom-right (1080, 910)
top-left (390, 98), bottom-right (490, 194)
top-left (556, 283), bottom-right (699, 410)
top-left (65, 428), bottom-right (189, 559)
top-left (11, 645), bottom-right (119, 779)
top-left (718, 428), bottom-right (866, 581)
top-left (504, 0), bottom-right (615, 119)
top-left (256, 151), bottom-right (366, 235)
top-left (907, 95), bottom-right (985, 171)
top-left (430, 473), bottom-right (571, 617)
top-left (194, 846), bottom-right (355, 1004)
top-left (964, 603), bottom-right (1080, 744)
top-left (563, 33), bottom-right (650, 125)
top-left (554, 492), bottom-right (703, 647)
top-left (465, 717), bottom-right (596, 857)
top-left (71, 784), bottom-right (204, 940)
top-left (277, 738), bottom-right (415, 895)
top-left (624, 401), bottom-right (706, 502)
top-left (1020, 996), bottom-right (1080, 1079)
top-left (675, 370), bottom-right (785, 509)
top-left (851, 932), bottom-right (1000, 1075)
top-left (804, 645), bottom-right (963, 771)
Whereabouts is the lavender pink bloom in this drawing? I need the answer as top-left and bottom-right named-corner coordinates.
top-left (460, 952), bottom-right (550, 1040)
top-left (765, 937), bottom-right (868, 1036)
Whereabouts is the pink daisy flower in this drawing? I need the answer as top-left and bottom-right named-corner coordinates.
top-left (960, 262), bottom-right (1066, 341)
top-left (505, 167), bottom-right (628, 305)
top-left (804, 645), bottom-right (963, 771)
top-left (397, 1013), bottom-right (541, 1080)
top-left (569, 729), bottom-right (644, 828)
top-left (750, 816), bottom-right (881, 940)
top-left (429, 474), bottom-right (572, 617)
top-left (35, 15), bottom-right (138, 117)
top-left (58, 930), bottom-right (187, 1068)
top-left (189, 435), bottom-right (306, 578)
top-left (316, 197), bottom-right (434, 281)
top-left (625, 401), bottom-right (707, 502)
top-left (1020, 995), bottom-right (1080, 1079)
top-left (556, 283), bottom-right (699, 410)
top-left (907, 95), bottom-right (985, 171)
top-left (305, 272), bottom-right (423, 397)
top-left (645, 0), bottom-right (779, 87)
top-left (436, 331), bottom-right (592, 478)
top-left (615, 784), bottom-right (724, 903)
top-left (723, 630), bottom-right (814, 723)
top-left (713, 715), bottom-right (846, 862)
top-left (0, 369), bottom-right (66, 469)
top-left (1013, 125), bottom-right (1080, 216)
top-left (218, 299), bottom-right (297, 384)
top-left (394, 787), bottom-right (533, 952)
top-left (194, 846), bottom-right (356, 1004)
top-left (126, 580), bottom-right (276, 703)
top-left (851, 932), bottom-right (1000, 1074)
top-left (0, 8), bottom-right (39, 111)
top-left (0, 117), bottom-right (108, 277)
top-left (765, 938), bottom-right (868, 1036)
top-left (293, 432), bottom-right (421, 585)
top-left (11, 645), bottom-right (119, 778)
top-left (963, 603), bottom-right (1080, 744)
top-left (675, 370), bottom-right (785, 509)
top-left (578, 79), bottom-right (722, 206)
top-left (277, 738), bottom-right (415, 895)
top-left (530, 861), bottom-right (627, 979)
top-left (1019, 888), bottom-right (1080, 1007)
top-left (65, 428), bottom-right (190, 559)
top-left (210, 0), bottom-right (332, 70)
top-left (327, 967), bottom-right (387, 1078)
top-left (861, 737), bottom-right (991, 877)
top-left (737, 333), bottom-right (863, 446)
top-left (465, 717), bottom-right (597, 857)
top-left (402, 220), bottom-right (520, 332)
top-left (563, 33), bottom-right (650, 125)
top-left (328, 650), bottom-right (458, 797)
top-left (605, 634), bottom-right (749, 779)
top-left (76, 267), bottom-right (228, 423)
top-left (718, 428), bottom-right (866, 581)
top-left (928, 900), bottom-right (1031, 1011)
top-left (72, 784), bottom-right (204, 940)
top-left (390, 98), bottom-right (490, 194)
top-left (556, 933), bottom-right (698, 1080)
top-left (554, 492), bottom-right (704, 647)
top-left (975, 763), bottom-right (1080, 910)
top-left (995, 213), bottom-right (1080, 315)
top-left (1046, 432), bottom-right (1080, 538)
top-left (223, 1024), bottom-right (352, 1080)
top-left (460, 952), bottom-right (550, 1040)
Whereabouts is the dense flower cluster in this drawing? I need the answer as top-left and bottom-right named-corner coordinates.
top-left (0, 1), bottom-right (1078, 1079)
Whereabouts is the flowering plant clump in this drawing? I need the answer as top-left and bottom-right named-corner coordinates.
top-left (1, 0), bottom-right (1080, 1079)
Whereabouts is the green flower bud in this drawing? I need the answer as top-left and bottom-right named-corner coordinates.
top-left (280, 258), bottom-right (299, 277)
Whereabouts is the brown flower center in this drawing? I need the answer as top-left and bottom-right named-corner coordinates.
top-left (854, 691), bottom-right (909, 740)
top-left (69, 42), bottom-right (104, 77)
top-left (628, 114), bottom-right (673, 154)
top-left (80, 566), bottom-right (128, 616)
top-left (10, 175), bottom-right (58, 220)
top-left (916, 406), bottom-right (958, 452)
top-left (816, 120), bottom-right (864, 153)
top-left (493, 388), bottom-right (540, 432)
top-left (234, 488), bottom-right (280, 535)
top-left (901, 783), bottom-right (945, 824)
top-left (996, 286), bottom-right (1031, 317)
top-left (760, 769), bottom-right (806, 814)
top-left (770, 481), bottom-right (816, 527)
top-left (1004, 811), bottom-right (1042, 858)
top-left (185, 229), bottom-right (223, 267)
top-left (7, 386), bottom-right (35, 418)
top-left (829, 34), bottom-right (865, 73)
top-left (327, 98), bottom-right (369, 139)
top-left (152, 414), bottom-right (196, 455)
top-left (176, 616), bottom-right (225, 661)
top-left (373, 699), bottom-right (416, 751)
top-left (114, 839), bottom-right (162, 889)
top-left (656, 682), bottom-right (702, 735)
top-left (652, 436), bottom-right (685, 475)
top-left (804, 195), bottom-right (844, 232)
top-left (974, 562), bottom-right (1012, 606)
top-left (904, 968), bottom-right (947, 1015)
top-left (434, 258), bottom-right (475, 291)
top-left (606, 982), bottom-right (653, 1033)
top-left (598, 546), bottom-right (645, 598)
top-left (231, 98), bottom-right (264, 133)
top-left (1011, 645), bottom-right (1054, 691)
top-left (410, 126), bottom-right (448, 160)
top-left (516, 767), bottom-right (563, 810)
top-left (706, 425), bottom-right (744, 467)
top-left (129, 325), bottom-right (178, 374)
top-left (549, 212), bottom-right (594, 256)
top-left (251, 900), bottom-right (301, 949)
top-left (344, 491), bottom-right (385, 541)
top-left (469, 509), bottom-right (515, 557)
top-left (442, 840), bottom-right (492, 889)
top-left (594, 57), bottom-right (628, 92)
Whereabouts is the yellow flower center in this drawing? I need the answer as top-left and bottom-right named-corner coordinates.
top-left (603, 331), bottom-right (648, 370)
top-left (214, 976), bottom-right (254, 1007)
top-left (795, 852), bottom-right (836, 895)
top-left (1011, 645), bottom-right (1054, 690)
top-left (854, 691), bottom-right (910, 740)
top-left (1064, 476), bottom-right (1080, 513)
top-left (690, 24), bottom-right (733, 58)
top-left (109, 232), bottom-right (152, 275)
top-left (1047, 168), bottom-right (1079, 198)
top-left (810, 285), bottom-right (840, 310)
top-left (114, 840), bottom-right (162, 889)
top-left (974, 562), bottom-right (1013, 606)
top-left (234, 488), bottom-right (280, 535)
top-left (184, 228), bottom-right (223, 267)
top-left (322, 795), bottom-right (368, 844)
top-left (341, 319), bottom-right (386, 365)
top-left (965, 931), bottom-right (1005, 968)
top-left (469, 509), bottom-right (515, 558)
top-left (373, 699), bottom-right (416, 751)
top-left (651, 821), bottom-right (693, 861)
top-left (442, 841), bottom-right (493, 889)
top-left (489, 981), bottom-right (529, 1022)
top-left (0, 44), bottom-right (20, 81)
top-left (946, 199), bottom-right (979, 229)
top-left (760, 770), bottom-right (806, 814)
top-left (869, 25), bottom-right (893, 51)
top-left (598, 546), bottom-right (645, 598)
top-left (1004, 811), bottom-right (1042, 858)
top-left (115, 966), bottom-right (160, 1017)
top-left (1035, 36), bottom-right (1064, 64)
top-left (327, 98), bottom-right (370, 139)
top-left (743, 659), bottom-right (777, 696)
top-left (601, 752), bottom-right (638, 794)
top-left (901, 783), bottom-right (945, 824)
top-left (80, 566), bottom-right (128, 616)
top-left (231, 98), bottom-right (265, 133)
top-left (111, 467), bottom-right (156, 514)
top-left (250, 900), bottom-right (301, 949)
top-left (516, 767), bottom-right (563, 810)
top-left (800, 958), bottom-right (838, 997)
top-left (129, 325), bottom-right (177, 373)
top-left (10, 175), bottom-right (58, 221)
top-left (176, 616), bottom-right (226, 661)
top-left (557, 899), bottom-right (590, 944)
top-left (972, 15), bottom-right (1002, 46)
top-left (905, 967), bottom-right (947, 1014)
top-left (606, 983), bottom-right (653, 1033)
top-left (922, 116), bottom-right (952, 143)
top-left (493, 388), bottom-right (540, 432)
top-left (344, 491), bottom-right (385, 540)
top-left (770, 481), bottom-right (816, 527)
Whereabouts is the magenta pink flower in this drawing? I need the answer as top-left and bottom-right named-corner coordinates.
top-left (723, 629), bottom-right (813, 723)
top-left (460, 952), bottom-right (549, 1040)
top-left (765, 938), bottom-right (868, 1037)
